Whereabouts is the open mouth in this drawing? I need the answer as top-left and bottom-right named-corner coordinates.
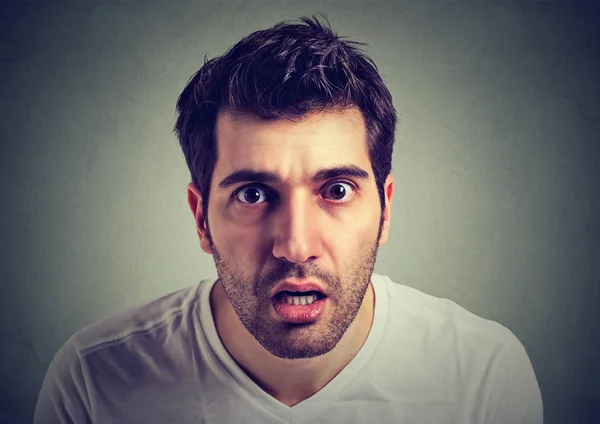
top-left (275, 290), bottom-right (327, 306)
top-left (272, 290), bottom-right (328, 324)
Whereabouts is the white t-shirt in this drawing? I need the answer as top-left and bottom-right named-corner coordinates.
top-left (34, 274), bottom-right (543, 423)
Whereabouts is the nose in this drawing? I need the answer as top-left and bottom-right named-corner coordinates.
top-left (271, 189), bottom-right (323, 264)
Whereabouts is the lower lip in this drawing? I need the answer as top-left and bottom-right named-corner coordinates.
top-left (272, 297), bottom-right (327, 324)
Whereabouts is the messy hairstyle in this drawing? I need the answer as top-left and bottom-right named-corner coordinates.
top-left (174, 15), bottom-right (397, 223)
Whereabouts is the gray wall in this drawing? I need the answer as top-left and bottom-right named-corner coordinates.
top-left (1, 1), bottom-right (598, 423)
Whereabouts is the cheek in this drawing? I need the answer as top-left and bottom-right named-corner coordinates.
top-left (210, 210), bottom-right (271, 260)
top-left (338, 204), bottom-right (381, 239)
top-left (326, 212), bottom-right (380, 265)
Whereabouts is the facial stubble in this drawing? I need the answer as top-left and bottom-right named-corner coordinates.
top-left (206, 215), bottom-right (384, 360)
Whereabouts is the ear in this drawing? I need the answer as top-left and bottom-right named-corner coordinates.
top-left (378, 174), bottom-right (394, 247)
top-left (187, 182), bottom-right (213, 255)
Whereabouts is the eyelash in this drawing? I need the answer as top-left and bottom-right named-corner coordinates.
top-left (232, 181), bottom-right (357, 206)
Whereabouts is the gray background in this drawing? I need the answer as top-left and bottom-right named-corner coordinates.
top-left (1, 1), bottom-right (599, 423)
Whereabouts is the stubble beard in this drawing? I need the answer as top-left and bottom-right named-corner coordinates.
top-left (207, 216), bottom-right (383, 360)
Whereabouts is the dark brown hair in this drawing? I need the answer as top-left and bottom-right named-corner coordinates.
top-left (174, 15), bottom-right (397, 223)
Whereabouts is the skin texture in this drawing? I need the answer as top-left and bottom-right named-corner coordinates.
top-left (187, 107), bottom-right (394, 406)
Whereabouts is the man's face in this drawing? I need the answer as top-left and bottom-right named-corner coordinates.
top-left (198, 108), bottom-right (392, 359)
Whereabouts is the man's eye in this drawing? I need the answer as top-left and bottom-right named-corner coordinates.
top-left (322, 182), bottom-right (354, 202)
top-left (235, 186), bottom-right (270, 205)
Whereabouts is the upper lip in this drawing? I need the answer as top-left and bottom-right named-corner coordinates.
top-left (271, 280), bottom-right (328, 298)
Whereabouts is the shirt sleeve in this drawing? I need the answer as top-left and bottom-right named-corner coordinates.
top-left (34, 337), bottom-right (93, 424)
top-left (485, 332), bottom-right (544, 424)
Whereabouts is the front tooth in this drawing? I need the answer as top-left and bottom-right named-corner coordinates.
top-left (283, 294), bottom-right (318, 306)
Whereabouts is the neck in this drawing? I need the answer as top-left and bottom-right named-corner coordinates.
top-left (210, 280), bottom-right (375, 407)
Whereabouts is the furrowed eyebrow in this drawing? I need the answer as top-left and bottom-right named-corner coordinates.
top-left (216, 165), bottom-right (370, 192)
top-left (217, 170), bottom-right (278, 192)
top-left (312, 165), bottom-right (370, 184)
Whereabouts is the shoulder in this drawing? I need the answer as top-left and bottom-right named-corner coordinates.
top-left (70, 281), bottom-right (205, 356)
top-left (373, 274), bottom-right (532, 389)
top-left (370, 275), bottom-right (542, 423)
top-left (377, 274), bottom-right (518, 349)
top-left (35, 279), bottom-right (216, 422)
top-left (375, 273), bottom-right (539, 383)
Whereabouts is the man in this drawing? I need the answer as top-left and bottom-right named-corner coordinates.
top-left (34, 16), bottom-right (543, 423)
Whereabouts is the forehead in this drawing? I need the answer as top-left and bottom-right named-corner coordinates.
top-left (213, 108), bottom-right (371, 184)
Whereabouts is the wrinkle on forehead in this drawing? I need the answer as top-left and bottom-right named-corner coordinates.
top-left (214, 108), bottom-right (370, 184)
